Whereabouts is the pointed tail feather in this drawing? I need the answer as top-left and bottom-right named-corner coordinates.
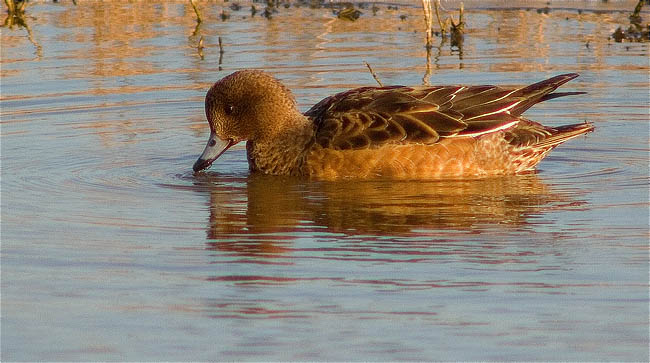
top-left (510, 73), bottom-right (583, 116)
top-left (518, 73), bottom-right (580, 94)
top-left (539, 91), bottom-right (587, 102)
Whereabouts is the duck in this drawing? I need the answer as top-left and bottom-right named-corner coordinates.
top-left (193, 70), bottom-right (594, 179)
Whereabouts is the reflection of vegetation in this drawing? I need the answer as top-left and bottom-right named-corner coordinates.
top-left (611, 0), bottom-right (649, 42)
top-left (220, 9), bottom-right (230, 21)
top-left (197, 36), bottom-right (204, 60)
top-left (367, 0), bottom-right (467, 88)
top-left (218, 36), bottom-right (224, 70)
top-left (189, 0), bottom-right (202, 24)
top-left (189, 0), bottom-right (202, 37)
top-left (421, 0), bottom-right (464, 84)
top-left (263, 5), bottom-right (273, 19)
top-left (432, 0), bottom-right (464, 49)
top-left (188, 0), bottom-right (205, 59)
top-left (3, 0), bottom-right (42, 57)
top-left (4, 0), bottom-right (26, 18)
top-left (191, 20), bottom-right (201, 37)
top-left (262, 0), bottom-right (278, 20)
top-left (423, 34), bottom-right (464, 85)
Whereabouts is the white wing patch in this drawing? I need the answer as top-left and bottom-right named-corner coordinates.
top-left (464, 100), bottom-right (523, 121)
top-left (450, 120), bottom-right (519, 138)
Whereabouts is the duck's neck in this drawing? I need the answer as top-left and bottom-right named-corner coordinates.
top-left (246, 113), bottom-right (314, 176)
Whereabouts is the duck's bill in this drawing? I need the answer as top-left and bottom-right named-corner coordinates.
top-left (193, 132), bottom-right (234, 172)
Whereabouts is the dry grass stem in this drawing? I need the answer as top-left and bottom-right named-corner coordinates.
top-left (364, 61), bottom-right (383, 87)
top-left (432, 0), bottom-right (465, 35)
top-left (451, 3), bottom-right (465, 32)
top-left (4, 0), bottom-right (15, 14)
top-left (421, 0), bottom-right (433, 49)
top-left (434, 0), bottom-right (446, 34)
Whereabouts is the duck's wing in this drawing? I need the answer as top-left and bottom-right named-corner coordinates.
top-left (306, 74), bottom-right (582, 150)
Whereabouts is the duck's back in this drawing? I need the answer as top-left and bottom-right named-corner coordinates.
top-left (300, 74), bottom-right (593, 179)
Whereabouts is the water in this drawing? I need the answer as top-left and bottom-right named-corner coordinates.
top-left (2, 1), bottom-right (649, 361)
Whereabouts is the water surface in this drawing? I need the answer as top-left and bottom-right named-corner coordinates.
top-left (1, 1), bottom-right (648, 361)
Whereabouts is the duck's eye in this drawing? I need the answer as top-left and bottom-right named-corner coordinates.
top-left (224, 104), bottom-right (234, 115)
top-left (209, 139), bottom-right (217, 147)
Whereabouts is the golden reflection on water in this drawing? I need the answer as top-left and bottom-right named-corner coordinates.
top-left (2, 1), bottom-right (641, 80)
top-left (199, 173), bottom-right (582, 256)
top-left (2, 0), bottom-right (642, 151)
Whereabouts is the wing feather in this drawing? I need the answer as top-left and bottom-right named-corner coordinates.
top-left (306, 74), bottom-right (582, 150)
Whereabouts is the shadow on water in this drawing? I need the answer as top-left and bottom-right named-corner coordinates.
top-left (179, 172), bottom-right (586, 257)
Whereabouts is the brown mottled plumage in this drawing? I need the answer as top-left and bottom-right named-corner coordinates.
top-left (193, 70), bottom-right (594, 179)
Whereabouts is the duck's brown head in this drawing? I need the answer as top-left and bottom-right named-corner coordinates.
top-left (193, 70), bottom-right (299, 172)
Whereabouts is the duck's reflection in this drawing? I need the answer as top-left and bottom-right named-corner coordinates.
top-left (194, 173), bottom-right (582, 256)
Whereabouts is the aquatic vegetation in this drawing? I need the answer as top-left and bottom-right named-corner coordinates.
top-left (3, 0), bottom-right (27, 28)
top-left (263, 5), bottom-right (273, 19)
top-left (336, 4), bottom-right (362, 21)
top-left (422, 0), bottom-right (465, 50)
top-left (4, 0), bottom-right (26, 18)
top-left (610, 0), bottom-right (649, 42)
top-left (421, 0), bottom-right (434, 49)
top-left (292, 0), bottom-right (325, 10)
top-left (433, 1), bottom-right (465, 39)
top-left (261, 0), bottom-right (280, 19)
top-left (3, 0), bottom-right (42, 56)
top-left (420, 0), bottom-right (465, 84)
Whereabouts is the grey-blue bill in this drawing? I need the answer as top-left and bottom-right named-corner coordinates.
top-left (193, 132), bottom-right (235, 172)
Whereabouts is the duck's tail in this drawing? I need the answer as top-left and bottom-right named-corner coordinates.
top-left (536, 122), bottom-right (595, 150)
top-left (505, 119), bottom-right (594, 150)
top-left (504, 120), bottom-right (594, 172)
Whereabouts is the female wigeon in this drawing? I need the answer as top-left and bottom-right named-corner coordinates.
top-left (193, 70), bottom-right (593, 179)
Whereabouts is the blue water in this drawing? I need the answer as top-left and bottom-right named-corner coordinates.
top-left (1, 1), bottom-right (648, 361)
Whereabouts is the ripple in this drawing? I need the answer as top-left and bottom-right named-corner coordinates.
top-left (542, 144), bottom-right (648, 190)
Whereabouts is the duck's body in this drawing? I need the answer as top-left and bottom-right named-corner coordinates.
top-left (193, 70), bottom-right (593, 179)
